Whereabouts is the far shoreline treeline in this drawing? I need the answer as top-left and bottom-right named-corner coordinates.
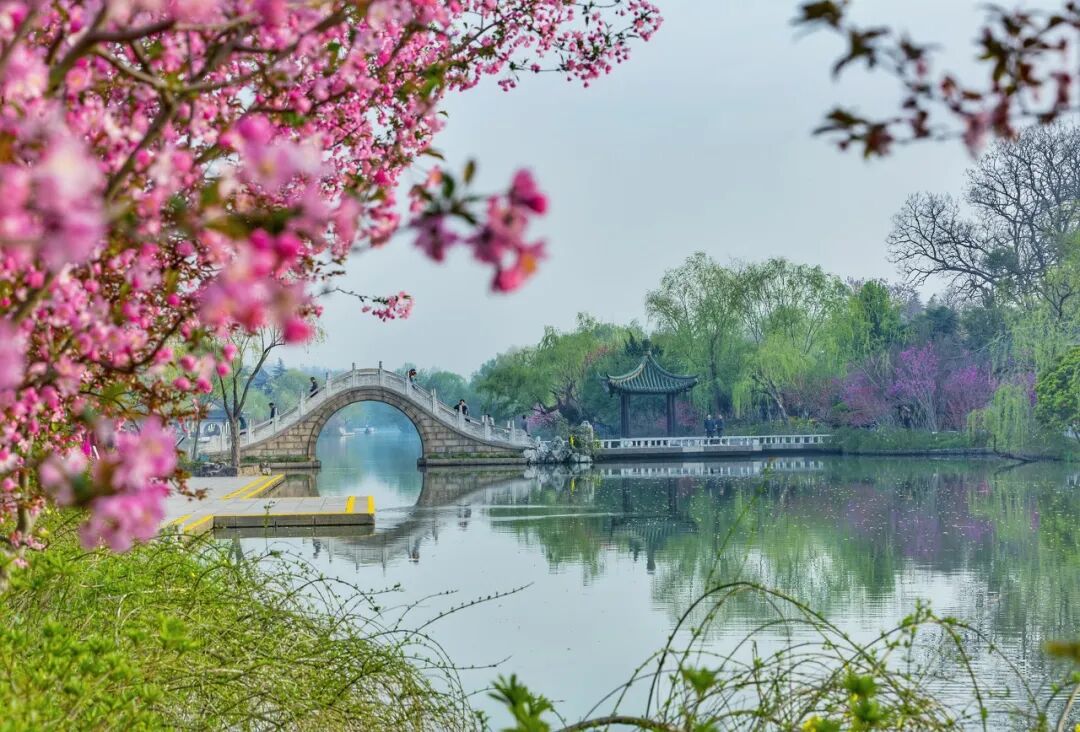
top-left (228, 127), bottom-right (1080, 461)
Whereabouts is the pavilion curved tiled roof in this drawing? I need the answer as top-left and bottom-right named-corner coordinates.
top-left (605, 352), bottom-right (698, 395)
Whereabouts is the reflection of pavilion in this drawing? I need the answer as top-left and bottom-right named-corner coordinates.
top-left (607, 479), bottom-right (698, 573)
top-left (611, 516), bottom-right (696, 574)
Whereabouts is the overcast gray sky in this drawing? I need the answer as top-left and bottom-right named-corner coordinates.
top-left (285, 1), bottom-right (999, 375)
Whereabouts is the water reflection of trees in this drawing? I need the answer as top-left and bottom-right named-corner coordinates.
top-left (492, 459), bottom-right (1080, 658)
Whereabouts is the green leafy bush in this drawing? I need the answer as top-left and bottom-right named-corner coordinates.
top-left (0, 512), bottom-right (473, 731)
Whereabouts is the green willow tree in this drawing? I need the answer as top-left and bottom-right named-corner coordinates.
top-left (1035, 346), bottom-right (1080, 444)
top-left (474, 314), bottom-right (640, 425)
top-left (737, 260), bottom-right (848, 421)
top-left (646, 253), bottom-right (747, 415)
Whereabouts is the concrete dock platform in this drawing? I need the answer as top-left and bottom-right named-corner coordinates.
top-left (161, 475), bottom-right (374, 536)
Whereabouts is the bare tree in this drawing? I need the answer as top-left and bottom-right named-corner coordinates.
top-left (888, 125), bottom-right (1080, 318)
top-left (215, 327), bottom-right (285, 470)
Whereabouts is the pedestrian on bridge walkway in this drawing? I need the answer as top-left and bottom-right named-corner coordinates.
top-left (309, 376), bottom-right (319, 397)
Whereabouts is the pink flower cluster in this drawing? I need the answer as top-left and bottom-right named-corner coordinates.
top-left (413, 169), bottom-right (548, 292)
top-left (362, 292), bottom-right (414, 322)
top-left (0, 0), bottom-right (661, 568)
top-left (40, 419), bottom-right (176, 551)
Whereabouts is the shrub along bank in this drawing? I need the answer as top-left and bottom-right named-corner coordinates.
top-left (0, 512), bottom-right (473, 731)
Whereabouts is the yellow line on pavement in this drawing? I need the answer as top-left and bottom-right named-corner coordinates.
top-left (242, 474), bottom-right (283, 499)
top-left (166, 513), bottom-right (192, 527)
top-left (345, 496), bottom-right (356, 514)
top-left (183, 515), bottom-right (214, 533)
top-left (222, 475), bottom-right (272, 500)
top-left (213, 511), bottom-right (375, 518)
top-left (366, 496), bottom-right (375, 515)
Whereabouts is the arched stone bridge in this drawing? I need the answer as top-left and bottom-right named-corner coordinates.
top-left (210, 367), bottom-right (536, 465)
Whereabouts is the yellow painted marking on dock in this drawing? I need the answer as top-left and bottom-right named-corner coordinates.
top-left (183, 515), bottom-right (214, 533)
top-left (213, 511), bottom-right (374, 518)
top-left (241, 474), bottom-right (283, 499)
top-left (222, 475), bottom-right (272, 500)
top-left (345, 496), bottom-right (356, 514)
top-left (366, 496), bottom-right (375, 515)
top-left (166, 513), bottom-right (192, 527)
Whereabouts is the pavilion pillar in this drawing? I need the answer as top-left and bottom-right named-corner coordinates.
top-left (665, 394), bottom-right (675, 436)
top-left (620, 393), bottom-right (630, 437)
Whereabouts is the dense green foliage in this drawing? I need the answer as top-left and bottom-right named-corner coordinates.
top-left (0, 513), bottom-right (471, 731)
top-left (1036, 346), bottom-right (1080, 444)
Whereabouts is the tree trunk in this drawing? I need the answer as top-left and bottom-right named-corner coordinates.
top-left (768, 385), bottom-right (789, 423)
top-left (229, 414), bottom-right (240, 470)
top-left (709, 361), bottom-right (723, 413)
top-left (190, 416), bottom-right (202, 462)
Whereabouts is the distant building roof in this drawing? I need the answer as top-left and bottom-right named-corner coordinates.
top-left (605, 352), bottom-right (697, 395)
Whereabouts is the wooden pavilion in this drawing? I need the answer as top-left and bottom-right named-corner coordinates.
top-left (605, 353), bottom-right (697, 437)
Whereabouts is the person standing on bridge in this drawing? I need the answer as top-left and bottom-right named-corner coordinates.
top-left (704, 414), bottom-right (715, 439)
top-left (268, 402), bottom-right (276, 420)
top-left (716, 412), bottom-right (725, 438)
top-left (407, 368), bottom-right (417, 384)
top-left (309, 376), bottom-right (319, 397)
top-left (455, 399), bottom-right (469, 417)
top-left (518, 414), bottom-right (529, 435)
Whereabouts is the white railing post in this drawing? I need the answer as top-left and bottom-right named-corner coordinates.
top-left (484, 417), bottom-right (491, 440)
top-left (378, 360), bottom-right (384, 386)
top-left (273, 414), bottom-right (279, 432)
top-left (299, 391), bottom-right (306, 416)
top-left (431, 388), bottom-right (437, 412)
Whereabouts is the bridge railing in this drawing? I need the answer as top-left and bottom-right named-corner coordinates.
top-left (598, 459), bottom-right (826, 477)
top-left (597, 434), bottom-right (832, 450)
top-left (207, 367), bottom-right (537, 455)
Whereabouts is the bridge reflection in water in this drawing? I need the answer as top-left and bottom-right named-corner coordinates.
top-left (264, 457), bottom-right (827, 571)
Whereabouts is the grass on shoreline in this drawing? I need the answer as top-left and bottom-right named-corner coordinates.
top-left (0, 511), bottom-right (475, 731)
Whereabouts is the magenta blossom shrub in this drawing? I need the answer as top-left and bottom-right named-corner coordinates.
top-left (839, 368), bottom-right (892, 427)
top-left (940, 364), bottom-right (996, 430)
top-left (888, 344), bottom-right (940, 430)
top-left (0, 0), bottom-right (662, 581)
top-left (837, 343), bottom-right (995, 431)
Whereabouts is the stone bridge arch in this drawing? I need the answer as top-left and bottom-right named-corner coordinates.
top-left (236, 380), bottom-right (527, 465)
top-left (303, 388), bottom-right (435, 459)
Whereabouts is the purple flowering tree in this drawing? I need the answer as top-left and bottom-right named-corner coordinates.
top-left (887, 344), bottom-right (941, 431)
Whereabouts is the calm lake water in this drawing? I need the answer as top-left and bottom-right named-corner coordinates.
top-left (239, 421), bottom-right (1080, 726)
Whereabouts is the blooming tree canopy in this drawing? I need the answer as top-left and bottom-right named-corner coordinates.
top-left (0, 0), bottom-right (660, 582)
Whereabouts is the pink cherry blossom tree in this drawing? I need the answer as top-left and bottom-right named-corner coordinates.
top-left (0, 0), bottom-right (661, 585)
